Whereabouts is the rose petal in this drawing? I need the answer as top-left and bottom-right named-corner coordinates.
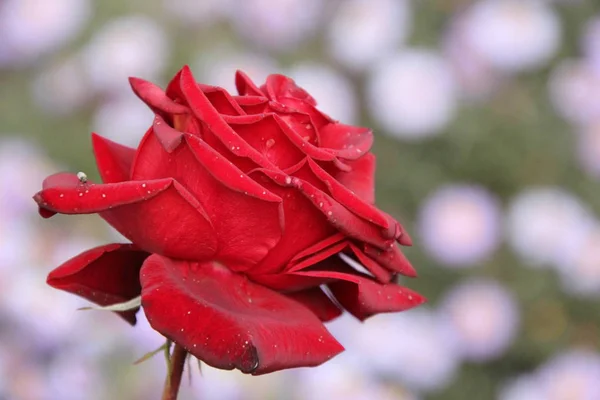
top-left (224, 114), bottom-right (306, 169)
top-left (331, 154), bottom-right (376, 204)
top-left (199, 84), bottom-right (245, 116)
top-left (363, 243), bottom-right (417, 277)
top-left (319, 123), bottom-right (373, 160)
top-left (91, 133), bottom-right (135, 183)
top-left (305, 158), bottom-right (395, 231)
top-left (178, 66), bottom-right (277, 169)
top-left (294, 261), bottom-right (425, 321)
top-left (141, 255), bottom-right (344, 374)
top-left (248, 169), bottom-right (336, 275)
top-left (132, 128), bottom-right (283, 268)
top-left (47, 243), bottom-right (149, 324)
top-left (235, 70), bottom-right (265, 97)
top-left (286, 287), bottom-right (342, 322)
top-left (129, 77), bottom-right (189, 115)
top-left (34, 174), bottom-right (218, 260)
top-left (261, 74), bottom-right (317, 106)
top-left (347, 243), bottom-right (393, 283)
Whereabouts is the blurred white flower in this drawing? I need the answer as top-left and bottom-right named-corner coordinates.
top-left (228, 0), bottom-right (324, 51)
top-left (288, 63), bottom-right (358, 124)
top-left (0, 0), bottom-right (90, 65)
top-left (352, 309), bottom-right (459, 393)
top-left (366, 49), bottom-right (457, 139)
top-left (439, 279), bottom-right (519, 362)
top-left (443, 14), bottom-right (503, 99)
top-left (162, 0), bottom-right (232, 26)
top-left (576, 123), bottom-right (600, 179)
top-left (582, 17), bottom-right (600, 74)
top-left (506, 187), bottom-right (594, 268)
top-left (462, 0), bottom-right (561, 73)
top-left (194, 49), bottom-right (279, 93)
top-left (418, 184), bottom-right (502, 267)
top-left (549, 59), bottom-right (600, 126)
top-left (31, 54), bottom-right (91, 116)
top-left (537, 350), bottom-right (600, 400)
top-left (92, 94), bottom-right (154, 148)
top-left (327, 0), bottom-right (411, 71)
top-left (555, 223), bottom-right (600, 297)
top-left (498, 375), bottom-right (545, 400)
top-left (83, 16), bottom-right (169, 94)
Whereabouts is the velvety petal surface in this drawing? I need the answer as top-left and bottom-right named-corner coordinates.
top-left (34, 174), bottom-right (218, 260)
top-left (131, 125), bottom-right (283, 268)
top-left (47, 243), bottom-right (149, 324)
top-left (140, 255), bottom-right (344, 374)
top-left (91, 133), bottom-right (135, 183)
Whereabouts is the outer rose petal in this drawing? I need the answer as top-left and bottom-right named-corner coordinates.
top-left (286, 287), bottom-right (342, 322)
top-left (235, 70), bottom-right (265, 97)
top-left (140, 255), bottom-right (344, 374)
top-left (47, 243), bottom-right (149, 324)
top-left (131, 126), bottom-right (283, 268)
top-left (91, 133), bottom-right (135, 183)
top-left (293, 257), bottom-right (425, 321)
top-left (129, 77), bottom-right (189, 115)
top-left (34, 174), bottom-right (218, 260)
top-left (261, 74), bottom-right (317, 106)
top-left (331, 153), bottom-right (376, 204)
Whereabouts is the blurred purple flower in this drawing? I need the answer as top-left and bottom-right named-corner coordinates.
top-left (418, 184), bottom-right (502, 267)
top-left (461, 0), bottom-right (561, 73)
top-left (367, 49), bottom-right (458, 139)
top-left (538, 350), bottom-right (600, 400)
top-left (326, 0), bottom-right (411, 71)
top-left (439, 279), bottom-right (520, 362)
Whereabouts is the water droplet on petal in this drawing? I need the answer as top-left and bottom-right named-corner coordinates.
top-left (266, 139), bottom-right (275, 148)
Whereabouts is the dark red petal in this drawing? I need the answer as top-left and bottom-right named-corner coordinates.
top-left (129, 77), bottom-right (188, 114)
top-left (305, 158), bottom-right (394, 231)
top-left (363, 243), bottom-right (417, 277)
top-left (224, 114), bottom-right (306, 169)
top-left (140, 255), bottom-right (344, 374)
top-left (293, 177), bottom-right (396, 249)
top-left (34, 174), bottom-right (218, 260)
top-left (233, 95), bottom-right (269, 114)
top-left (235, 70), bottom-right (265, 97)
top-left (178, 66), bottom-right (276, 169)
top-left (262, 74), bottom-right (317, 106)
top-left (319, 123), bottom-right (373, 160)
top-left (131, 127), bottom-right (283, 268)
top-left (247, 169), bottom-right (336, 275)
top-left (286, 287), bottom-right (342, 322)
top-left (294, 264), bottom-right (425, 321)
top-left (347, 243), bottom-right (393, 283)
top-left (290, 233), bottom-right (346, 264)
top-left (199, 84), bottom-right (245, 116)
top-left (47, 243), bottom-right (149, 324)
top-left (287, 241), bottom-right (349, 273)
top-left (249, 272), bottom-right (334, 292)
top-left (91, 133), bottom-right (135, 183)
top-left (331, 154), bottom-right (376, 204)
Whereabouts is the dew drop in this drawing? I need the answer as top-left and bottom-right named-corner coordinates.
top-left (101, 193), bottom-right (106, 198)
top-left (319, 202), bottom-right (323, 207)
top-left (142, 183), bottom-right (147, 188)
top-left (78, 193), bottom-right (83, 197)
top-left (77, 171), bottom-right (87, 183)
top-left (285, 176), bottom-right (292, 185)
top-left (266, 139), bottom-right (275, 148)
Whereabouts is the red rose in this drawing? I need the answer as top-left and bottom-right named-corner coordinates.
top-left (34, 66), bottom-right (424, 375)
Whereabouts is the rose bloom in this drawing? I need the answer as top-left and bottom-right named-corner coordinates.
top-left (34, 66), bottom-right (423, 375)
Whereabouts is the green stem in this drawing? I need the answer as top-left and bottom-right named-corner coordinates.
top-left (161, 343), bottom-right (187, 400)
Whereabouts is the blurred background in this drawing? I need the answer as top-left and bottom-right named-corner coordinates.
top-left (1, 0), bottom-right (600, 399)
